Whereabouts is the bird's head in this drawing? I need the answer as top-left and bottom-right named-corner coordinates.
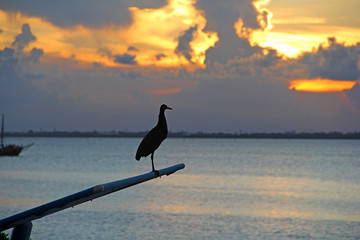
top-left (160, 104), bottom-right (172, 111)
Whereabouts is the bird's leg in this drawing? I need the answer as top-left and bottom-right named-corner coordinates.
top-left (151, 152), bottom-right (155, 171)
top-left (151, 153), bottom-right (159, 176)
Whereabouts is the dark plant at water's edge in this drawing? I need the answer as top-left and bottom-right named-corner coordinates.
top-left (0, 232), bottom-right (9, 240)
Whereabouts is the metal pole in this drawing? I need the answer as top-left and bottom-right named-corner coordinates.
top-left (0, 163), bottom-right (185, 238)
top-left (10, 222), bottom-right (32, 240)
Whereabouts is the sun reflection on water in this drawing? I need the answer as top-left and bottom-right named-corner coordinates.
top-left (140, 173), bottom-right (360, 222)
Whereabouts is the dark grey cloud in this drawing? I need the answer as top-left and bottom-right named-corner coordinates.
top-left (114, 53), bottom-right (137, 65)
top-left (121, 71), bottom-right (142, 79)
top-left (170, 71), bottom-right (360, 133)
top-left (345, 83), bottom-right (360, 110)
top-left (187, 37), bottom-right (360, 132)
top-left (168, 73), bottom-right (304, 132)
top-left (196, 0), bottom-right (262, 65)
top-left (0, 25), bottom-right (52, 129)
top-left (0, 47), bottom-right (18, 81)
top-left (1, 1), bottom-right (360, 132)
top-left (28, 48), bottom-right (44, 63)
top-left (11, 24), bottom-right (36, 53)
top-left (98, 48), bottom-right (112, 58)
top-left (196, 0), bottom-right (260, 31)
top-left (0, 45), bottom-right (95, 131)
top-left (100, 47), bottom-right (137, 65)
top-left (127, 46), bottom-right (139, 52)
top-left (0, 46), bottom-right (44, 105)
top-left (0, 25), bottom-right (43, 78)
top-left (252, 49), bottom-right (281, 67)
top-left (0, 0), bottom-right (166, 27)
top-left (0, 47), bottom-right (17, 62)
top-left (220, 48), bottom-right (281, 79)
top-left (156, 53), bottom-right (166, 61)
top-left (92, 62), bottom-right (102, 68)
top-left (175, 25), bottom-right (197, 62)
top-left (299, 38), bottom-right (360, 80)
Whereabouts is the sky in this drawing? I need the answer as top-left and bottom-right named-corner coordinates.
top-left (1, 0), bottom-right (360, 133)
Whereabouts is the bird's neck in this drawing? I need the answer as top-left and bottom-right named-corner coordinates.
top-left (158, 111), bottom-right (168, 129)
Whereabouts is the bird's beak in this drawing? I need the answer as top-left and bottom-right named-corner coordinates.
top-left (166, 106), bottom-right (173, 110)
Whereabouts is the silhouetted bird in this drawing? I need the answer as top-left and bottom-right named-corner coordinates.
top-left (136, 104), bottom-right (172, 174)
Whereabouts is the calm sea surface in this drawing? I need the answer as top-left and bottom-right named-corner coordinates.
top-left (1, 137), bottom-right (359, 239)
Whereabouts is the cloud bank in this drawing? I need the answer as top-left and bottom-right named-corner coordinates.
top-left (1, 1), bottom-right (359, 132)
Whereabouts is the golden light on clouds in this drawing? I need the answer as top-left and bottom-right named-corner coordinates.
top-left (234, 0), bottom-right (360, 58)
top-left (0, 0), bottom-right (218, 68)
top-left (1, 0), bottom-right (358, 69)
top-left (253, 0), bottom-right (273, 29)
top-left (126, 0), bottom-right (218, 67)
top-left (260, 25), bottom-right (360, 58)
top-left (289, 79), bottom-right (357, 92)
top-left (234, 0), bottom-right (274, 51)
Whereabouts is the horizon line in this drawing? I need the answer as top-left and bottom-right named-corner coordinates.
top-left (4, 130), bottom-right (360, 139)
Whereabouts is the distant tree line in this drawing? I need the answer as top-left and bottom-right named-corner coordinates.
top-left (4, 130), bottom-right (360, 139)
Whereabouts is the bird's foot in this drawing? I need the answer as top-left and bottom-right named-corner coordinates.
top-left (152, 170), bottom-right (160, 177)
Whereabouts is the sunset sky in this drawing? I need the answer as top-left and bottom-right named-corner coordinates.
top-left (1, 0), bottom-right (360, 132)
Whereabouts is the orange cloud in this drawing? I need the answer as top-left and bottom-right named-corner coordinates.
top-left (260, 26), bottom-right (360, 58)
top-left (289, 79), bottom-right (358, 92)
top-left (148, 87), bottom-right (182, 95)
top-left (0, 0), bottom-right (218, 68)
top-left (234, 0), bottom-right (273, 39)
top-left (234, 1), bottom-right (360, 58)
top-left (126, 0), bottom-right (218, 67)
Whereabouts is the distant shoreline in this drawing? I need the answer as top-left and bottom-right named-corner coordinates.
top-left (4, 131), bottom-right (360, 139)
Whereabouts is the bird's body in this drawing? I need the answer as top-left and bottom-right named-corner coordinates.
top-left (136, 104), bottom-right (172, 173)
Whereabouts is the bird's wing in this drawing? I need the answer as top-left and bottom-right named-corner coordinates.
top-left (135, 126), bottom-right (164, 160)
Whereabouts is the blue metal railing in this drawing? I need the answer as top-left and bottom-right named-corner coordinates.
top-left (0, 163), bottom-right (185, 239)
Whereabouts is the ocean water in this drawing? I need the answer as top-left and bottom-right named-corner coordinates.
top-left (0, 137), bottom-right (359, 239)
